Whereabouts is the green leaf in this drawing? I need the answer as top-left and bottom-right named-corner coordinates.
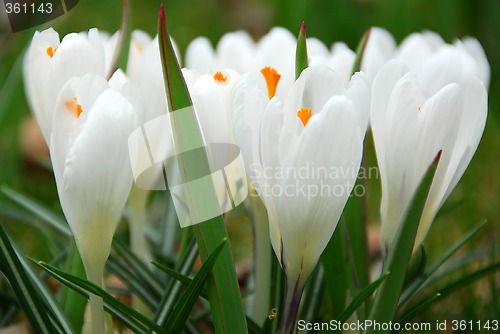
top-left (267, 249), bottom-right (284, 334)
top-left (337, 271), bottom-right (390, 323)
top-left (367, 153), bottom-right (441, 334)
top-left (321, 223), bottom-right (347, 320)
top-left (164, 239), bottom-right (226, 333)
top-left (1, 186), bottom-right (71, 237)
top-left (0, 225), bottom-right (58, 334)
top-left (107, 0), bottom-right (130, 78)
top-left (295, 22), bottom-right (308, 79)
top-left (399, 293), bottom-right (441, 324)
top-left (401, 260), bottom-right (500, 322)
top-left (153, 257), bottom-right (264, 334)
top-left (112, 238), bottom-right (165, 296)
top-left (158, 5), bottom-right (247, 333)
top-left (36, 260), bottom-right (166, 334)
top-left (151, 236), bottom-right (199, 329)
top-left (399, 221), bottom-right (486, 306)
top-left (107, 256), bottom-right (159, 310)
top-left (351, 27), bottom-right (371, 74)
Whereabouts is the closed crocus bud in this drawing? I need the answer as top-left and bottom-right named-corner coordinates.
top-left (371, 60), bottom-right (487, 254)
top-left (232, 64), bottom-right (369, 333)
top-left (24, 28), bottom-right (117, 144)
top-left (50, 72), bottom-right (137, 334)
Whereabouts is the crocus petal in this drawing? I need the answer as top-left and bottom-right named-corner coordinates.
top-left (51, 74), bottom-right (137, 246)
top-left (362, 27), bottom-right (396, 80)
top-left (216, 31), bottom-right (255, 73)
top-left (185, 36), bottom-right (217, 71)
top-left (24, 28), bottom-right (61, 142)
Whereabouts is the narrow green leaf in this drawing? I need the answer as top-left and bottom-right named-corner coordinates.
top-left (399, 293), bottom-right (441, 324)
top-left (321, 223), bottom-right (347, 320)
top-left (60, 240), bottom-right (86, 333)
top-left (337, 272), bottom-right (390, 323)
top-left (295, 22), bottom-right (308, 79)
top-left (36, 261), bottom-right (166, 334)
top-left (164, 239), bottom-right (226, 333)
top-left (152, 258), bottom-right (263, 334)
top-left (0, 225), bottom-right (57, 334)
top-left (112, 238), bottom-right (165, 294)
top-left (107, 256), bottom-right (158, 310)
top-left (158, 5), bottom-right (247, 333)
top-left (1, 186), bottom-right (71, 237)
top-left (402, 260), bottom-right (500, 322)
top-left (351, 27), bottom-right (371, 74)
top-left (367, 153), bottom-right (441, 334)
top-left (399, 220), bottom-right (486, 306)
top-left (107, 0), bottom-right (130, 78)
top-left (343, 178), bottom-right (369, 293)
top-left (152, 236), bottom-right (198, 329)
top-left (268, 249), bottom-right (284, 334)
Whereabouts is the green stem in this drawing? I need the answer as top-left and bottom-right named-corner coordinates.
top-left (280, 277), bottom-right (305, 334)
top-left (127, 185), bottom-right (152, 315)
top-left (82, 257), bottom-right (105, 334)
top-left (248, 192), bottom-right (272, 325)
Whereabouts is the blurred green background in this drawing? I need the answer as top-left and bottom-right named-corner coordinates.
top-left (1, 0), bottom-right (499, 329)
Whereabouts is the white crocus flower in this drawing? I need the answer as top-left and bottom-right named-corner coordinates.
top-left (185, 27), bottom-right (331, 101)
top-left (362, 28), bottom-right (490, 89)
top-left (232, 64), bottom-right (369, 333)
top-left (24, 28), bottom-right (117, 144)
top-left (371, 60), bottom-right (487, 254)
top-left (50, 72), bottom-right (137, 334)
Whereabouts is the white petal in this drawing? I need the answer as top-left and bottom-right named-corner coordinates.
top-left (327, 42), bottom-right (355, 86)
top-left (185, 36), bottom-right (216, 71)
top-left (24, 28), bottom-right (61, 143)
top-left (362, 27), bottom-right (396, 80)
top-left (456, 37), bottom-right (490, 88)
top-left (216, 31), bottom-right (255, 73)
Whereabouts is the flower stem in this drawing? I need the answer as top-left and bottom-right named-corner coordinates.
top-left (280, 277), bottom-right (305, 334)
top-left (248, 192), bottom-right (272, 325)
top-left (83, 258), bottom-right (106, 334)
top-left (127, 185), bottom-right (151, 315)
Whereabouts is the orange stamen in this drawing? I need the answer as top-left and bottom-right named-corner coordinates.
top-left (65, 97), bottom-right (83, 117)
top-left (135, 42), bottom-right (143, 53)
top-left (260, 66), bottom-right (281, 99)
top-left (213, 71), bottom-right (228, 83)
top-left (297, 108), bottom-right (313, 126)
top-left (46, 46), bottom-right (57, 58)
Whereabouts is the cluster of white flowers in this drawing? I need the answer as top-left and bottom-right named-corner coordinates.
top-left (24, 25), bottom-right (489, 333)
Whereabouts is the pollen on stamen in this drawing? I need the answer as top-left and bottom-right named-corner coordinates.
top-left (260, 66), bottom-right (281, 99)
top-left (213, 71), bottom-right (228, 83)
top-left (297, 108), bottom-right (313, 126)
top-left (65, 97), bottom-right (83, 117)
top-left (418, 106), bottom-right (422, 112)
top-left (46, 46), bottom-right (57, 58)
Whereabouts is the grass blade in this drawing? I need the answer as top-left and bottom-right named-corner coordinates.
top-left (0, 225), bottom-right (58, 334)
top-left (158, 5), bottom-right (247, 332)
top-left (338, 271), bottom-right (389, 323)
top-left (164, 239), bottom-right (226, 333)
top-left (36, 260), bottom-right (166, 334)
top-left (399, 220), bottom-right (486, 306)
top-left (1, 186), bottom-right (71, 237)
top-left (367, 153), bottom-right (440, 333)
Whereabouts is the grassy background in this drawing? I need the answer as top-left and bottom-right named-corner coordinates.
top-left (1, 0), bottom-right (499, 328)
